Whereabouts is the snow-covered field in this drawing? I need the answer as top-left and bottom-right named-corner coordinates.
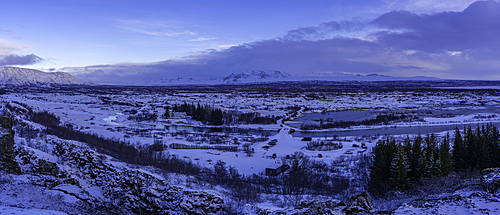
top-left (3, 85), bottom-right (500, 214)
top-left (3, 87), bottom-right (500, 175)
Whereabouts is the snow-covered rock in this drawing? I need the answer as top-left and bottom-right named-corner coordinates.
top-left (342, 191), bottom-right (374, 214)
top-left (243, 192), bottom-right (374, 215)
top-left (393, 191), bottom-right (500, 215)
top-left (0, 66), bottom-right (83, 86)
top-left (482, 167), bottom-right (500, 193)
top-left (0, 115), bottom-right (20, 174)
top-left (14, 136), bottom-right (224, 214)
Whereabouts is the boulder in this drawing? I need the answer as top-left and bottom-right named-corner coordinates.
top-left (0, 115), bottom-right (20, 174)
top-left (291, 200), bottom-right (342, 215)
top-left (342, 191), bottom-right (374, 214)
top-left (243, 200), bottom-right (343, 215)
top-left (482, 167), bottom-right (500, 193)
top-left (0, 115), bottom-right (14, 154)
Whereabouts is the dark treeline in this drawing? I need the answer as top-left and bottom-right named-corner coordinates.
top-left (169, 143), bottom-right (238, 151)
top-left (172, 102), bottom-right (279, 125)
top-left (370, 123), bottom-right (500, 197)
top-left (172, 102), bottom-right (223, 125)
top-left (223, 111), bottom-right (279, 125)
top-left (453, 124), bottom-right (500, 172)
top-left (28, 110), bottom-right (204, 175)
top-left (300, 114), bottom-right (416, 130)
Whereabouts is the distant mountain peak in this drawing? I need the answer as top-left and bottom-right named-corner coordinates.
top-left (221, 70), bottom-right (291, 83)
top-left (0, 66), bottom-right (83, 86)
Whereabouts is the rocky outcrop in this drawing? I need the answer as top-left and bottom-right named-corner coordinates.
top-left (342, 191), bottom-right (374, 214)
top-left (295, 200), bottom-right (344, 215)
top-left (17, 137), bottom-right (224, 214)
top-left (0, 115), bottom-right (20, 174)
top-left (0, 115), bottom-right (14, 152)
top-left (393, 191), bottom-right (500, 214)
top-left (243, 192), bottom-right (374, 215)
top-left (482, 167), bottom-right (500, 193)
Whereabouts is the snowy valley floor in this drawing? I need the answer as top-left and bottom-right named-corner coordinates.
top-left (2, 85), bottom-right (500, 214)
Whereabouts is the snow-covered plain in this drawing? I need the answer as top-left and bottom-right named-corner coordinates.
top-left (3, 84), bottom-right (500, 214)
top-left (4, 87), bottom-right (500, 175)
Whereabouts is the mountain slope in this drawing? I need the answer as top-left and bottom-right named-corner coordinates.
top-left (0, 66), bottom-right (83, 85)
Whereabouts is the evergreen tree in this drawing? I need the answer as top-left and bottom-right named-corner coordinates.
top-left (369, 138), bottom-right (397, 196)
top-left (390, 143), bottom-right (410, 191)
top-left (424, 134), bottom-right (439, 177)
top-left (208, 109), bottom-right (223, 125)
top-left (478, 125), bottom-right (488, 169)
top-left (410, 134), bottom-right (424, 181)
top-left (162, 106), bottom-right (170, 119)
top-left (195, 103), bottom-right (204, 120)
top-left (487, 123), bottom-right (500, 168)
top-left (439, 133), bottom-right (453, 176)
top-left (162, 111), bottom-right (170, 118)
top-left (403, 136), bottom-right (414, 181)
top-left (452, 127), bottom-right (466, 172)
top-left (464, 126), bottom-right (477, 171)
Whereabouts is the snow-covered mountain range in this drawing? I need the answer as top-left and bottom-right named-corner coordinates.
top-left (221, 70), bottom-right (292, 83)
top-left (136, 70), bottom-right (440, 86)
top-left (0, 66), bottom-right (83, 86)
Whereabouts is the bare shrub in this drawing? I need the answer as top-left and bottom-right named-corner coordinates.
top-left (305, 140), bottom-right (343, 151)
top-left (408, 172), bottom-right (464, 197)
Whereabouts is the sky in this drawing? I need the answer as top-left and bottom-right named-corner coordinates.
top-left (2, 0), bottom-right (500, 83)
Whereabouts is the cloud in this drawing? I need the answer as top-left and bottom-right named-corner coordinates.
top-left (116, 18), bottom-right (196, 37)
top-left (189, 37), bottom-right (216, 42)
top-left (282, 20), bottom-right (365, 41)
top-left (0, 54), bottom-right (44, 66)
top-left (73, 1), bottom-right (500, 83)
top-left (71, 38), bottom-right (393, 84)
top-left (383, 0), bottom-right (479, 14)
top-left (371, 1), bottom-right (500, 58)
top-left (0, 39), bottom-right (28, 55)
top-left (0, 38), bottom-right (44, 66)
top-left (217, 44), bottom-right (238, 50)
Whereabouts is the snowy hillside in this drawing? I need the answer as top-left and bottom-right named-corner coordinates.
top-left (0, 108), bottom-right (224, 214)
top-left (0, 66), bottom-right (83, 86)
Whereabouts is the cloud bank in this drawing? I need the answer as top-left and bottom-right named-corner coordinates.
top-left (70, 1), bottom-right (500, 84)
top-left (0, 38), bottom-right (45, 67)
top-left (0, 54), bottom-right (44, 67)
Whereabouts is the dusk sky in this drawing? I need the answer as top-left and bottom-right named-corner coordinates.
top-left (2, 0), bottom-right (499, 83)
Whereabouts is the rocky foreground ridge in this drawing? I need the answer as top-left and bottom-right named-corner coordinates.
top-left (244, 169), bottom-right (500, 215)
top-left (0, 107), bottom-right (224, 214)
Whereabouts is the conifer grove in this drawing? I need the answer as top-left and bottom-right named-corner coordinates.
top-left (369, 123), bottom-right (500, 196)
